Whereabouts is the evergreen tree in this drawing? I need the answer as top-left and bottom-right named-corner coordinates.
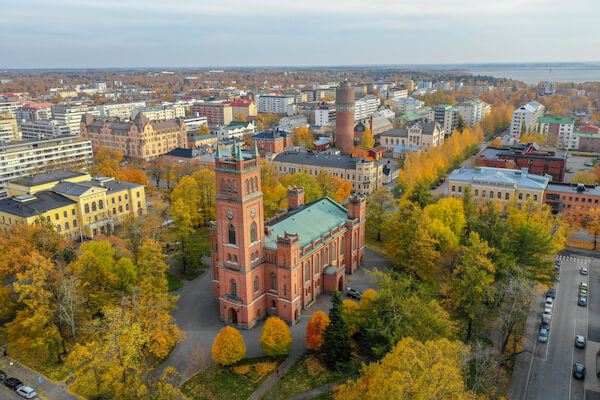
top-left (321, 291), bottom-right (351, 369)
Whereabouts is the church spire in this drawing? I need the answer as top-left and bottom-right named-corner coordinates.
top-left (252, 141), bottom-right (259, 157)
top-left (215, 144), bottom-right (222, 159)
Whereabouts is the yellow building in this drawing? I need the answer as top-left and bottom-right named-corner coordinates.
top-left (0, 171), bottom-right (146, 239)
top-left (0, 113), bottom-right (20, 142)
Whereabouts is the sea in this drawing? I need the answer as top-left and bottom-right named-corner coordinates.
top-left (464, 64), bottom-right (600, 84)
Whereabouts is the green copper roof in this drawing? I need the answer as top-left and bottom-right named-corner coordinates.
top-left (253, 141), bottom-right (259, 157)
top-left (538, 116), bottom-right (574, 124)
top-left (235, 146), bottom-right (243, 161)
top-left (232, 141), bottom-right (238, 154)
top-left (215, 144), bottom-right (222, 159)
top-left (264, 197), bottom-right (349, 251)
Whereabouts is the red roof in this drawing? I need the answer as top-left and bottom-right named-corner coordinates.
top-left (22, 102), bottom-right (54, 109)
top-left (224, 99), bottom-right (255, 107)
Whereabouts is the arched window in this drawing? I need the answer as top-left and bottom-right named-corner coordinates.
top-left (228, 224), bottom-right (236, 244)
top-left (305, 261), bottom-right (310, 281)
top-left (56, 224), bottom-right (61, 232)
top-left (250, 178), bottom-right (255, 192)
top-left (113, 207), bottom-right (117, 215)
top-left (315, 254), bottom-right (320, 274)
top-left (119, 206), bottom-right (123, 213)
top-left (84, 204), bottom-right (90, 213)
top-left (458, 186), bottom-right (462, 193)
top-left (324, 247), bottom-right (328, 265)
top-left (231, 280), bottom-right (237, 297)
top-left (518, 193), bottom-right (523, 200)
top-left (227, 254), bottom-right (231, 261)
top-left (137, 201), bottom-right (141, 208)
top-left (451, 185), bottom-right (456, 192)
top-left (92, 202), bottom-right (97, 211)
top-left (332, 243), bottom-right (336, 261)
top-left (65, 221), bottom-right (70, 230)
top-left (233, 181), bottom-right (238, 193)
top-left (534, 194), bottom-right (538, 201)
top-left (284, 284), bottom-right (287, 296)
top-left (221, 179), bottom-right (226, 193)
top-left (505, 193), bottom-right (510, 200)
top-left (250, 222), bottom-right (257, 243)
top-left (227, 180), bottom-right (232, 193)
top-left (245, 179), bottom-right (249, 194)
top-left (497, 192), bottom-right (501, 199)
top-left (73, 219), bottom-right (77, 227)
top-left (272, 300), bottom-right (276, 308)
top-left (98, 200), bottom-right (104, 209)
top-left (489, 191), bottom-right (494, 199)
top-left (126, 204), bottom-right (129, 211)
top-left (254, 177), bottom-right (258, 191)
top-left (271, 273), bottom-right (277, 290)
top-left (254, 277), bottom-right (259, 293)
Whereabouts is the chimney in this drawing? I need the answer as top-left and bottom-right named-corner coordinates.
top-left (287, 186), bottom-right (305, 210)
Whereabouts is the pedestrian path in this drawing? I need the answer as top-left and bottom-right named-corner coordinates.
top-left (0, 356), bottom-right (81, 400)
top-left (286, 382), bottom-right (338, 400)
top-left (247, 351), bottom-right (303, 400)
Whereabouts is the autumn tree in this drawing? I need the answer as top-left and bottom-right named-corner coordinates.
top-left (306, 311), bottom-right (330, 350)
top-left (171, 199), bottom-right (195, 274)
top-left (260, 316), bottom-right (292, 357)
top-left (361, 128), bottom-right (375, 151)
top-left (571, 171), bottom-right (596, 185)
top-left (261, 160), bottom-right (288, 217)
top-left (291, 126), bottom-right (315, 149)
top-left (234, 112), bottom-right (247, 122)
top-left (366, 188), bottom-right (395, 241)
top-left (316, 170), bottom-right (352, 203)
top-left (321, 291), bottom-right (351, 369)
top-left (199, 124), bottom-right (211, 134)
top-left (580, 208), bottom-right (600, 249)
top-left (93, 147), bottom-right (123, 177)
top-left (212, 326), bottom-right (246, 366)
top-left (283, 173), bottom-right (324, 203)
top-left (334, 338), bottom-right (479, 400)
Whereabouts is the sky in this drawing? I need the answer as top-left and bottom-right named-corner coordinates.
top-left (1, 0), bottom-right (599, 69)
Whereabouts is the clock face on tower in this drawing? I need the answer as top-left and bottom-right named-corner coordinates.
top-left (226, 211), bottom-right (234, 220)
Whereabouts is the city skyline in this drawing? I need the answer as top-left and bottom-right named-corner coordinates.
top-left (2, 0), bottom-right (599, 69)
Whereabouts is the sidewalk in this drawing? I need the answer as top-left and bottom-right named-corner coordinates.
top-left (0, 356), bottom-right (81, 400)
top-left (247, 351), bottom-right (304, 400)
top-left (287, 382), bottom-right (338, 400)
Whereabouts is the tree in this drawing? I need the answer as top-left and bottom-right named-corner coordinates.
top-left (361, 128), bottom-right (375, 151)
top-left (366, 188), bottom-right (395, 241)
top-left (93, 147), bottom-right (123, 177)
top-left (234, 112), bottom-right (247, 122)
top-left (446, 232), bottom-right (496, 342)
top-left (171, 199), bottom-right (194, 274)
top-left (291, 126), bottom-right (315, 149)
top-left (406, 181), bottom-right (434, 208)
top-left (115, 167), bottom-right (149, 186)
top-left (261, 159), bottom-right (288, 217)
top-left (334, 338), bottom-right (479, 400)
top-left (342, 300), bottom-right (359, 336)
top-left (306, 311), bottom-right (330, 350)
top-left (212, 326), bottom-right (246, 366)
top-left (359, 289), bottom-right (377, 308)
top-left (571, 171), bottom-right (596, 185)
top-left (68, 340), bottom-right (123, 399)
top-left (260, 316), bottom-right (292, 357)
top-left (321, 291), bottom-right (351, 369)
top-left (316, 170), bottom-right (352, 203)
top-left (581, 208), bottom-right (600, 249)
top-left (283, 173), bottom-right (324, 203)
top-left (199, 124), bottom-right (211, 134)
top-left (457, 114), bottom-right (465, 132)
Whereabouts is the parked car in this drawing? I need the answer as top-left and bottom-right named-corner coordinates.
top-left (580, 288), bottom-right (588, 298)
top-left (581, 282), bottom-right (588, 291)
top-left (0, 369), bottom-right (5, 381)
top-left (346, 288), bottom-right (362, 299)
top-left (556, 259), bottom-right (562, 266)
top-left (4, 377), bottom-right (23, 390)
top-left (545, 297), bottom-right (554, 309)
top-left (578, 296), bottom-right (588, 307)
top-left (546, 288), bottom-right (556, 299)
top-left (439, 177), bottom-right (446, 183)
top-left (543, 310), bottom-right (552, 323)
top-left (538, 327), bottom-right (549, 343)
top-left (541, 321), bottom-right (550, 332)
top-left (16, 386), bottom-right (37, 399)
top-left (573, 363), bottom-right (586, 380)
top-left (585, 161), bottom-right (594, 167)
top-left (581, 267), bottom-right (588, 275)
top-left (575, 335), bottom-right (586, 349)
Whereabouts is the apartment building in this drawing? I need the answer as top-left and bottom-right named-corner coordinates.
top-left (251, 130), bottom-right (294, 155)
top-left (385, 97), bottom-right (424, 114)
top-left (80, 113), bottom-right (187, 159)
top-left (544, 182), bottom-right (600, 217)
top-left (447, 167), bottom-right (549, 204)
top-left (192, 103), bottom-right (233, 125)
top-left (97, 101), bottom-right (147, 119)
top-left (279, 115), bottom-right (308, 131)
top-left (0, 102), bottom-right (21, 117)
top-left (434, 104), bottom-right (459, 138)
top-left (509, 101), bottom-right (545, 136)
top-left (381, 88), bottom-right (408, 100)
top-left (215, 121), bottom-right (256, 141)
top-left (537, 117), bottom-right (575, 149)
top-left (0, 136), bottom-right (93, 198)
top-left (315, 106), bottom-right (336, 126)
top-left (396, 106), bottom-right (435, 125)
top-left (257, 95), bottom-right (294, 114)
top-left (377, 121), bottom-right (444, 153)
top-left (223, 99), bottom-right (257, 118)
top-left (14, 102), bottom-right (54, 121)
top-left (135, 104), bottom-right (185, 121)
top-left (0, 171), bottom-right (145, 239)
top-left (456, 98), bottom-right (491, 126)
top-left (52, 104), bottom-right (101, 135)
top-left (183, 116), bottom-right (209, 134)
top-left (271, 151), bottom-right (397, 195)
top-left (354, 95), bottom-right (380, 121)
top-left (0, 114), bottom-right (20, 142)
top-left (20, 120), bottom-right (71, 140)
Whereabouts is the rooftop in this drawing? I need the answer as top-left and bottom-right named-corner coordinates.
top-left (12, 171), bottom-right (87, 187)
top-left (546, 182), bottom-right (600, 196)
top-left (0, 191), bottom-right (76, 217)
top-left (265, 197), bottom-right (349, 250)
top-left (273, 151), bottom-right (375, 170)
top-left (538, 116), bottom-right (575, 125)
top-left (448, 166), bottom-right (550, 190)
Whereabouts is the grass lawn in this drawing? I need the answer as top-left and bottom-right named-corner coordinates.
top-left (181, 356), bottom-right (284, 400)
top-left (260, 353), bottom-right (360, 400)
top-left (311, 392), bottom-right (335, 400)
top-left (166, 270), bottom-right (183, 292)
top-left (365, 237), bottom-right (387, 257)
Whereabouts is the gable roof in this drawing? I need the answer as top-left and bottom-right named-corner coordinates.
top-left (264, 197), bottom-right (349, 250)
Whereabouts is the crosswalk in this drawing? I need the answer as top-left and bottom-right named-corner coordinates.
top-left (556, 254), bottom-right (589, 264)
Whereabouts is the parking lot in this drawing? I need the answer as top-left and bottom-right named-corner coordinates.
top-left (565, 155), bottom-right (597, 182)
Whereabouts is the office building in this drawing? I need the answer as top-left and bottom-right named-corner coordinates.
top-left (14, 102), bottom-right (54, 122)
top-left (251, 130), bottom-right (294, 155)
top-left (20, 120), bottom-right (71, 140)
top-left (0, 136), bottom-right (93, 198)
top-left (223, 99), bottom-right (257, 118)
top-left (315, 105), bottom-right (336, 126)
top-left (257, 95), bottom-right (294, 114)
top-left (0, 114), bottom-right (20, 142)
top-left (377, 122), bottom-right (444, 153)
top-left (52, 104), bottom-right (101, 135)
top-left (135, 104), bottom-right (185, 121)
top-left (354, 95), bottom-right (380, 121)
top-left (279, 115), bottom-right (308, 131)
top-left (509, 101), bottom-right (545, 136)
top-left (97, 101), bottom-right (147, 119)
top-left (192, 103), bottom-right (233, 126)
top-left (434, 104), bottom-right (459, 138)
top-left (0, 171), bottom-right (145, 238)
top-left (385, 97), bottom-right (424, 114)
top-left (215, 121), bottom-right (256, 141)
top-left (544, 182), bottom-right (600, 216)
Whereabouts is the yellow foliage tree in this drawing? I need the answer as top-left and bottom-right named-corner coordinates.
top-left (260, 316), bottom-right (292, 357)
top-left (212, 326), bottom-right (246, 366)
top-left (571, 171), bottom-right (596, 185)
top-left (342, 299), bottom-right (359, 336)
top-left (305, 311), bottom-right (330, 350)
top-left (361, 128), bottom-right (375, 151)
top-left (334, 338), bottom-right (480, 400)
top-left (359, 289), bottom-right (378, 308)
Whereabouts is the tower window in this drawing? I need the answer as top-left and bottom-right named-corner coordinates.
top-left (254, 277), bottom-right (259, 293)
top-left (228, 224), bottom-right (236, 244)
top-left (305, 261), bottom-right (310, 281)
top-left (271, 273), bottom-right (277, 290)
top-left (250, 222), bottom-right (257, 243)
top-left (231, 280), bottom-right (237, 297)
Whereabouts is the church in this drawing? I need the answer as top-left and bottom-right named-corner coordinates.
top-left (209, 143), bottom-right (366, 328)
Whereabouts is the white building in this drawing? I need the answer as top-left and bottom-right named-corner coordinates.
top-left (0, 102), bottom-right (21, 117)
top-left (315, 106), bottom-right (336, 126)
top-left (510, 101), bottom-right (545, 136)
top-left (388, 97), bottom-right (424, 114)
top-left (0, 136), bottom-right (93, 198)
top-left (134, 104), bottom-right (185, 121)
top-left (536, 117), bottom-right (576, 149)
top-left (381, 88), bottom-right (408, 100)
top-left (97, 101), bottom-right (147, 119)
top-left (456, 98), bottom-right (491, 126)
top-left (183, 116), bottom-right (208, 134)
top-left (373, 107), bottom-right (395, 121)
top-left (354, 95), bottom-right (380, 121)
top-left (215, 121), bottom-right (256, 141)
top-left (20, 120), bottom-right (71, 140)
top-left (257, 95), bottom-right (294, 114)
top-left (51, 104), bottom-right (101, 136)
top-left (279, 115), bottom-right (309, 131)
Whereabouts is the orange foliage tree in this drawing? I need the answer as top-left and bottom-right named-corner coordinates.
top-left (305, 311), bottom-right (330, 350)
top-left (260, 316), bottom-right (292, 357)
top-left (212, 326), bottom-right (246, 366)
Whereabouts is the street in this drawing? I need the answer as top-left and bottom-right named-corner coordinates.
top-left (512, 250), bottom-right (600, 400)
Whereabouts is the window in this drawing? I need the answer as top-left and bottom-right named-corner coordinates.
top-left (112, 197), bottom-right (115, 204)
top-left (137, 191), bottom-right (140, 198)
top-left (137, 201), bottom-right (141, 208)
top-left (119, 206), bottom-right (123, 213)
top-left (534, 195), bottom-right (538, 201)
top-left (234, 255), bottom-right (238, 264)
top-left (498, 192), bottom-right (501, 198)
top-left (474, 189), bottom-right (479, 196)
top-left (315, 254), bottom-right (320, 274)
top-left (222, 179), bottom-right (226, 193)
top-left (228, 224), bottom-right (236, 244)
top-left (482, 190), bottom-right (486, 198)
top-left (65, 221), bottom-right (70, 230)
top-left (71, 209), bottom-right (75, 216)
top-left (451, 185), bottom-right (456, 192)
top-left (526, 194), bottom-right (530, 199)
top-left (55, 213), bottom-right (59, 221)
top-left (271, 273), bottom-right (277, 290)
top-left (125, 194), bottom-right (128, 200)
top-left (332, 243), bottom-right (336, 261)
top-left (233, 181), bottom-right (238, 193)
top-left (458, 186), bottom-right (462, 193)
top-left (99, 200), bottom-right (104, 209)
top-left (63, 211), bottom-right (67, 218)
top-left (505, 193), bottom-right (509, 200)
top-left (85, 204), bottom-right (90, 213)
top-left (272, 300), bottom-right (276, 309)
top-left (246, 179), bottom-right (249, 194)
top-left (250, 222), bottom-right (257, 243)
top-left (113, 207), bottom-right (117, 215)
top-left (284, 285), bottom-right (287, 296)
top-left (324, 248), bottom-right (328, 265)
top-left (231, 280), bottom-right (237, 297)
top-left (305, 261), bottom-right (310, 281)
top-left (227, 254), bottom-right (231, 262)
top-left (227, 180), bottom-right (232, 193)
top-left (118, 196), bottom-right (122, 202)
top-left (518, 193), bottom-right (523, 200)
top-left (254, 277), bottom-right (259, 293)
top-left (489, 191), bottom-right (494, 199)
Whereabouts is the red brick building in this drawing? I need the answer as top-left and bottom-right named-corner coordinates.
top-left (478, 142), bottom-right (567, 182)
top-left (191, 103), bottom-right (233, 125)
top-left (575, 124), bottom-right (600, 152)
top-left (544, 182), bottom-right (600, 216)
top-left (251, 130), bottom-right (294, 156)
top-left (209, 145), bottom-right (366, 328)
top-left (368, 146), bottom-right (386, 160)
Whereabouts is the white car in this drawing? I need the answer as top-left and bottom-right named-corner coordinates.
top-left (581, 267), bottom-right (588, 275)
top-left (545, 297), bottom-right (554, 309)
top-left (16, 386), bottom-right (37, 399)
top-left (543, 310), bottom-right (552, 323)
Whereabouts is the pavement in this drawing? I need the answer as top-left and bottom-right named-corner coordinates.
top-left (510, 248), bottom-right (600, 400)
top-left (158, 247), bottom-right (390, 388)
top-left (565, 155), bottom-right (596, 183)
top-left (0, 356), bottom-right (81, 400)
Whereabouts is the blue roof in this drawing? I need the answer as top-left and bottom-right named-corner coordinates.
top-left (265, 197), bottom-right (349, 250)
top-left (448, 167), bottom-right (550, 190)
top-left (393, 145), bottom-right (420, 153)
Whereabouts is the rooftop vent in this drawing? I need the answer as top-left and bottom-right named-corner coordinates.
top-left (577, 183), bottom-right (585, 192)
